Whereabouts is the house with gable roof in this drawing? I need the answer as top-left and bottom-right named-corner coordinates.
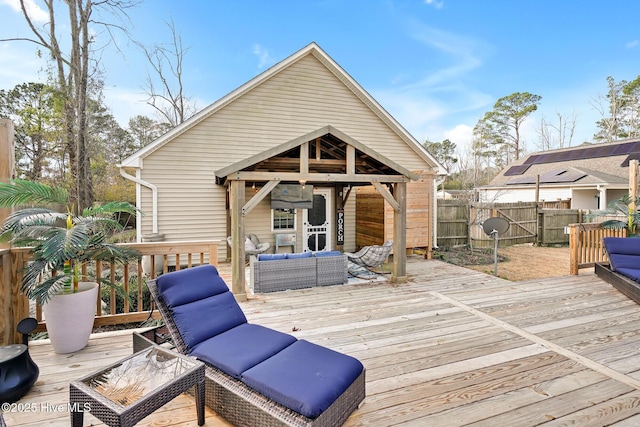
top-left (478, 139), bottom-right (638, 209)
top-left (118, 42), bottom-right (444, 297)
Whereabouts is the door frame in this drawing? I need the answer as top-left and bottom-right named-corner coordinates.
top-left (303, 188), bottom-right (333, 252)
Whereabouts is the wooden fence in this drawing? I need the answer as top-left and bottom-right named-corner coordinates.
top-left (437, 200), bottom-right (580, 248)
top-left (0, 240), bottom-right (220, 345)
top-left (568, 223), bottom-right (627, 275)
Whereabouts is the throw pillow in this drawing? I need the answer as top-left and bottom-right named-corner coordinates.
top-left (245, 237), bottom-right (256, 251)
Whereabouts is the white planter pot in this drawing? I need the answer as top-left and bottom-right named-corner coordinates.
top-left (42, 282), bottom-right (98, 354)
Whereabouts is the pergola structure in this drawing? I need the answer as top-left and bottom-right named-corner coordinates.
top-left (215, 126), bottom-right (419, 300)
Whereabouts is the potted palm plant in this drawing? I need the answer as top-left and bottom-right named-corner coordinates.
top-left (0, 179), bottom-right (141, 353)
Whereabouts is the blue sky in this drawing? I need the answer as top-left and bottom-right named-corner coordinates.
top-left (2, 0), bottom-right (640, 159)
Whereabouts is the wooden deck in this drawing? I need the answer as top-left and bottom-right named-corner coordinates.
top-left (6, 256), bottom-right (640, 426)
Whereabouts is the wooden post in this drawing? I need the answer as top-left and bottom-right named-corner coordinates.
top-left (1, 119), bottom-right (18, 345)
top-left (630, 160), bottom-right (638, 211)
top-left (0, 119), bottom-right (15, 234)
top-left (392, 182), bottom-right (407, 282)
top-left (230, 180), bottom-right (247, 301)
top-left (569, 224), bottom-right (579, 275)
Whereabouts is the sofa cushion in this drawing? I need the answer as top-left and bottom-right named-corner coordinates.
top-left (156, 265), bottom-right (229, 307)
top-left (616, 267), bottom-right (640, 282)
top-left (603, 237), bottom-right (640, 283)
top-left (171, 291), bottom-right (247, 350)
top-left (286, 251), bottom-right (313, 259)
top-left (190, 323), bottom-right (297, 378)
top-left (241, 340), bottom-right (364, 419)
top-left (257, 253), bottom-right (287, 261)
top-left (313, 250), bottom-right (342, 257)
top-left (604, 237), bottom-right (640, 257)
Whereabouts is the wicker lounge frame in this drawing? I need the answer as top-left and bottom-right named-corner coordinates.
top-left (146, 275), bottom-right (365, 427)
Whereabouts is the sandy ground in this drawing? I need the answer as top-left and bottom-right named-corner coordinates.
top-left (462, 243), bottom-right (586, 281)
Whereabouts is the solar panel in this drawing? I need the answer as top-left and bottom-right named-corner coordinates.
top-left (506, 169), bottom-right (587, 185)
top-left (621, 153), bottom-right (640, 167)
top-left (522, 141), bottom-right (640, 166)
top-left (503, 164), bottom-right (531, 176)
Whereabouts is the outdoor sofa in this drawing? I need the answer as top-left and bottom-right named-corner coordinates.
top-left (250, 251), bottom-right (348, 293)
top-left (145, 264), bottom-right (365, 426)
top-left (595, 237), bottom-right (640, 304)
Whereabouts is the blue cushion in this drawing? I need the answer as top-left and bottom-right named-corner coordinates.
top-left (241, 340), bottom-right (364, 419)
top-left (156, 265), bottom-right (229, 307)
top-left (313, 250), bottom-right (342, 257)
top-left (171, 291), bottom-right (247, 350)
top-left (604, 237), bottom-right (640, 256)
top-left (616, 267), bottom-right (640, 282)
top-left (190, 324), bottom-right (297, 378)
top-left (286, 251), bottom-right (313, 259)
top-left (609, 253), bottom-right (640, 270)
top-left (257, 253), bottom-right (287, 261)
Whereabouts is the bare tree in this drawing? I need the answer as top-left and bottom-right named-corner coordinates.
top-left (139, 18), bottom-right (197, 127)
top-left (591, 76), bottom-right (634, 142)
top-left (536, 111), bottom-right (577, 151)
top-left (2, 0), bottom-right (137, 210)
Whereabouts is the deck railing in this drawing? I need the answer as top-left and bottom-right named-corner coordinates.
top-left (0, 240), bottom-right (221, 345)
top-left (568, 223), bottom-right (627, 275)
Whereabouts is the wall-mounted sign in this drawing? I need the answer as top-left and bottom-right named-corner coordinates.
top-left (336, 210), bottom-right (345, 245)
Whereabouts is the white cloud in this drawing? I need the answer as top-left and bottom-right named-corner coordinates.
top-left (424, 0), bottom-right (444, 10)
top-left (626, 40), bottom-right (639, 49)
top-left (444, 124), bottom-right (473, 153)
top-left (370, 23), bottom-right (495, 155)
top-left (0, 43), bottom-right (46, 87)
top-left (102, 86), bottom-right (157, 126)
top-left (0, 0), bottom-right (48, 22)
top-left (252, 44), bottom-right (275, 69)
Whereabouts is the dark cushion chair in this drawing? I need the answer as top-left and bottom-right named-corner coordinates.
top-left (148, 264), bottom-right (365, 426)
top-left (603, 237), bottom-right (640, 282)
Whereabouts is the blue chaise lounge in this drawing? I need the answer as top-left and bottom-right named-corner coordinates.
top-left (146, 264), bottom-right (365, 426)
top-left (596, 237), bottom-right (640, 304)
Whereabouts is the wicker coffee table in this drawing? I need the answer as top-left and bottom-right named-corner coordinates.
top-left (69, 345), bottom-right (204, 426)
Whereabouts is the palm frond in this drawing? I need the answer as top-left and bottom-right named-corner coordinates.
top-left (0, 179), bottom-right (68, 207)
top-left (82, 201), bottom-right (140, 217)
top-left (2, 179), bottom-right (143, 302)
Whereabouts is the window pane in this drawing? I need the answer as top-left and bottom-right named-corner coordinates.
top-left (273, 209), bottom-right (296, 230)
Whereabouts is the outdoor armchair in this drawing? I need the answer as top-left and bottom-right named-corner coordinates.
top-left (344, 240), bottom-right (393, 276)
top-left (226, 234), bottom-right (271, 260)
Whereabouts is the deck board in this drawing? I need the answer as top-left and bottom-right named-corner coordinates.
top-left (5, 257), bottom-right (640, 426)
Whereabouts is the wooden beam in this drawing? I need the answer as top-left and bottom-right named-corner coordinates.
top-left (300, 142), bottom-right (309, 175)
top-left (242, 180), bottom-right (279, 216)
top-left (230, 171), bottom-right (411, 183)
top-left (342, 186), bottom-right (352, 205)
top-left (630, 160), bottom-right (638, 212)
top-left (229, 180), bottom-right (247, 301)
top-left (0, 119), bottom-right (15, 247)
top-left (315, 137), bottom-right (321, 161)
top-left (392, 182), bottom-right (407, 282)
top-left (372, 181), bottom-right (400, 212)
top-left (346, 145), bottom-right (355, 175)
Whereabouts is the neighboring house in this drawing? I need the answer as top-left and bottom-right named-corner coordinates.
top-left (479, 139), bottom-right (639, 209)
top-left (118, 42), bottom-right (443, 296)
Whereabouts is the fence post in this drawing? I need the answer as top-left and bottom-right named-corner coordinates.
top-left (569, 224), bottom-right (579, 275)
